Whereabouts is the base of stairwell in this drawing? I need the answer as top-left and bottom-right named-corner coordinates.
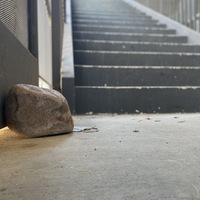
top-left (62, 77), bottom-right (75, 113)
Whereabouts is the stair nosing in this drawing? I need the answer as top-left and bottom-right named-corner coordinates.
top-left (72, 24), bottom-right (170, 30)
top-left (73, 39), bottom-right (193, 46)
top-left (72, 16), bottom-right (156, 21)
top-left (72, 11), bottom-right (146, 14)
top-left (74, 65), bottom-right (200, 69)
top-left (72, 20), bottom-right (165, 26)
top-left (74, 50), bottom-right (200, 56)
top-left (73, 31), bottom-right (178, 37)
top-left (72, 19), bottom-right (158, 24)
top-left (75, 86), bottom-right (200, 90)
top-left (72, 23), bottom-right (166, 29)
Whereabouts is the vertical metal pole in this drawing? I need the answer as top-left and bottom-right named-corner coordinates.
top-left (184, 0), bottom-right (188, 26)
top-left (198, 0), bottom-right (200, 32)
top-left (168, 0), bottom-right (171, 18)
top-left (52, 0), bottom-right (64, 91)
top-left (183, 0), bottom-right (186, 25)
top-left (194, 0), bottom-right (198, 31)
top-left (64, 0), bottom-right (66, 23)
top-left (189, 0), bottom-right (192, 28)
top-left (171, 0), bottom-right (173, 19)
top-left (192, 0), bottom-right (195, 30)
top-left (181, 0), bottom-right (184, 24)
top-left (160, 0), bottom-right (162, 14)
top-left (177, 1), bottom-right (181, 22)
top-left (28, 0), bottom-right (38, 58)
top-left (174, 0), bottom-right (178, 21)
top-left (170, 0), bottom-right (173, 19)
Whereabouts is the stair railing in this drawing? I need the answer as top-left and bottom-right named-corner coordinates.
top-left (135, 0), bottom-right (200, 32)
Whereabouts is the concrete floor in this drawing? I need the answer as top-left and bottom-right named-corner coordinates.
top-left (1, 114), bottom-right (200, 200)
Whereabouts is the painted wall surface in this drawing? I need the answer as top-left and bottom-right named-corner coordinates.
top-left (0, 21), bottom-right (38, 128)
top-left (38, 0), bottom-right (52, 88)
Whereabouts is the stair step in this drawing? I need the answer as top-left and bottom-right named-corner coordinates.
top-left (73, 25), bottom-right (176, 34)
top-left (74, 51), bottom-right (200, 66)
top-left (72, 13), bottom-right (152, 21)
top-left (72, 17), bottom-right (158, 24)
top-left (72, 14), bottom-right (153, 21)
top-left (75, 86), bottom-right (200, 113)
top-left (73, 39), bottom-right (200, 52)
top-left (73, 19), bottom-right (167, 28)
top-left (72, 10), bottom-right (146, 16)
top-left (72, 12), bottom-right (149, 19)
top-left (73, 31), bottom-right (186, 43)
top-left (75, 65), bottom-right (200, 86)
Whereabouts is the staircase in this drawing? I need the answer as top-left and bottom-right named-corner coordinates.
top-left (72, 0), bottom-right (200, 113)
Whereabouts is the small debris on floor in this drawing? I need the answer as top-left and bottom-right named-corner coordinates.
top-left (178, 121), bottom-right (185, 123)
top-left (154, 120), bottom-right (161, 122)
top-left (133, 129), bottom-right (140, 133)
top-left (85, 112), bottom-right (93, 115)
top-left (73, 126), bottom-right (98, 133)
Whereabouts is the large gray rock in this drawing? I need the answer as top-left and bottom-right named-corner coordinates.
top-left (6, 84), bottom-right (74, 137)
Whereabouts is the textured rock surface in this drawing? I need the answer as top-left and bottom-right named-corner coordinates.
top-left (6, 84), bottom-right (74, 137)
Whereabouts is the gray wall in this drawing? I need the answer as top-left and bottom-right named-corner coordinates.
top-left (0, 21), bottom-right (38, 128)
top-left (0, 0), bottom-right (38, 128)
top-left (38, 0), bottom-right (52, 88)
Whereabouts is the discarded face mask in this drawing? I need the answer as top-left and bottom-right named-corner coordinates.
top-left (73, 126), bottom-right (98, 133)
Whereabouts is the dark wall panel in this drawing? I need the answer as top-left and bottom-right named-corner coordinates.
top-left (52, 0), bottom-right (65, 91)
top-left (0, 21), bottom-right (38, 128)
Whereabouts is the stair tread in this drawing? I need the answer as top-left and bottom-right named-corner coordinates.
top-left (75, 65), bottom-right (200, 69)
top-left (73, 30), bottom-right (176, 37)
top-left (73, 20), bottom-right (166, 27)
top-left (73, 39), bottom-right (197, 45)
top-left (75, 65), bottom-right (200, 86)
top-left (74, 39), bottom-right (200, 52)
top-left (72, 16), bottom-right (155, 21)
top-left (73, 24), bottom-right (172, 34)
top-left (72, 18), bottom-right (157, 24)
top-left (72, 10), bottom-right (145, 15)
top-left (73, 31), bottom-right (187, 43)
top-left (74, 39), bottom-right (191, 45)
top-left (74, 50), bottom-right (200, 55)
top-left (76, 86), bottom-right (200, 89)
top-left (74, 51), bottom-right (200, 66)
top-left (75, 87), bottom-right (200, 113)
top-left (73, 24), bottom-right (169, 30)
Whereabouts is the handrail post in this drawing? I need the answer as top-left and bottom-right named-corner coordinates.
top-left (160, 0), bottom-right (162, 14)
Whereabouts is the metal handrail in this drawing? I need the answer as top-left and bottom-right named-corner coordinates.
top-left (135, 0), bottom-right (200, 32)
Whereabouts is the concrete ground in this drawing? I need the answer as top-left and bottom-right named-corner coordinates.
top-left (1, 113), bottom-right (200, 200)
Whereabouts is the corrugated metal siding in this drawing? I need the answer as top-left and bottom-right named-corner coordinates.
top-left (0, 0), bottom-right (28, 48)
